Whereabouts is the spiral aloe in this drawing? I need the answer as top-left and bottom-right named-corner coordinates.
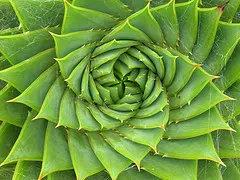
top-left (0, 0), bottom-right (240, 179)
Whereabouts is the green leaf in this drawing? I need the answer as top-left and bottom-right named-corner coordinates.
top-left (56, 43), bottom-right (95, 79)
top-left (47, 170), bottom-right (76, 180)
top-left (116, 125), bottom-right (164, 151)
top-left (75, 99), bottom-right (101, 131)
top-left (1, 111), bottom-right (47, 165)
top-left (142, 154), bottom-right (197, 180)
top-left (129, 106), bottom-right (169, 129)
top-left (221, 0), bottom-right (240, 22)
top-left (101, 130), bottom-right (150, 168)
top-left (88, 132), bottom-right (132, 180)
top-left (167, 53), bottom-right (198, 95)
top-left (0, 0), bottom-right (19, 30)
top-left (12, 161), bottom-right (42, 180)
top-left (217, 79), bottom-right (240, 120)
top-left (118, 167), bottom-right (159, 180)
top-left (0, 163), bottom-right (15, 180)
top-left (141, 77), bottom-right (162, 108)
top-left (221, 159), bottom-right (240, 180)
top-left (65, 54), bottom-right (90, 95)
top-left (165, 107), bottom-right (232, 139)
top-left (68, 130), bottom-right (104, 180)
top-left (119, 54), bottom-right (146, 69)
top-left (136, 45), bottom-right (165, 79)
top-left (151, 0), bottom-right (179, 47)
top-left (62, 2), bottom-right (117, 34)
top-left (86, 171), bottom-right (110, 180)
top-left (148, 44), bottom-right (177, 86)
top-left (120, 0), bottom-right (149, 13)
top-left (190, 6), bottom-right (222, 63)
top-left (0, 27), bottom-right (60, 65)
top-left (10, 64), bottom-right (58, 111)
top-left (142, 71), bottom-right (156, 100)
top-left (0, 123), bottom-right (21, 164)
top-left (89, 75), bottom-right (104, 105)
top-left (135, 90), bottom-right (167, 118)
top-left (0, 48), bottom-right (55, 92)
top-left (212, 119), bottom-right (240, 158)
top-left (10, 0), bottom-right (64, 31)
top-left (52, 30), bottom-right (106, 58)
top-left (169, 82), bottom-right (232, 122)
top-left (128, 4), bottom-right (164, 45)
top-left (35, 76), bottom-right (66, 123)
top-left (40, 122), bottom-right (73, 179)
top-left (87, 103), bottom-right (121, 129)
top-left (157, 134), bottom-right (223, 164)
top-left (98, 106), bottom-right (136, 122)
top-left (101, 20), bottom-right (152, 44)
top-left (95, 82), bottom-right (114, 105)
top-left (175, 0), bottom-right (198, 54)
top-left (58, 89), bottom-right (79, 129)
top-left (91, 48), bottom-right (128, 70)
top-left (214, 43), bottom-right (240, 91)
top-left (198, 160), bottom-right (222, 180)
top-left (0, 85), bottom-right (28, 127)
top-left (127, 47), bottom-right (156, 72)
top-left (204, 22), bottom-right (240, 75)
top-left (93, 40), bottom-right (139, 58)
top-left (169, 68), bottom-right (213, 109)
top-left (73, 0), bottom-right (131, 19)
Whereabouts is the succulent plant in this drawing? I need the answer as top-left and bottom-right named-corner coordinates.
top-left (0, 0), bottom-right (240, 179)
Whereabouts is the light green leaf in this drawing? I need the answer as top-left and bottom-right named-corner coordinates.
top-left (204, 22), bottom-right (240, 75)
top-left (10, 64), bottom-right (58, 111)
top-left (198, 160), bottom-right (222, 180)
top-left (165, 107), bottom-right (232, 139)
top-left (0, 27), bottom-right (60, 65)
top-left (52, 30), bottom-right (106, 58)
top-left (1, 111), bottom-right (47, 165)
top-left (35, 76), bottom-right (66, 123)
top-left (142, 154), bottom-right (197, 180)
top-left (116, 125), bottom-right (163, 151)
top-left (128, 4), bottom-right (164, 44)
top-left (157, 134), bottom-right (223, 164)
top-left (58, 89), bottom-right (79, 129)
top-left (75, 99), bottom-right (101, 131)
top-left (88, 132), bottom-right (132, 180)
top-left (175, 0), bottom-right (198, 54)
top-left (0, 123), bottom-right (20, 164)
top-left (62, 2), bottom-right (117, 34)
top-left (169, 82), bottom-right (232, 122)
top-left (73, 0), bottom-right (131, 19)
top-left (0, 85), bottom-right (28, 127)
top-left (118, 167), bottom-right (159, 180)
top-left (12, 161), bottom-right (42, 180)
top-left (56, 43), bottom-right (95, 79)
top-left (101, 130), bottom-right (150, 168)
top-left (40, 122), bottom-right (73, 179)
top-left (190, 6), bottom-right (222, 63)
top-left (0, 48), bottom-right (55, 92)
top-left (151, 0), bottom-right (179, 47)
top-left (68, 130), bottom-right (104, 180)
top-left (101, 20), bottom-right (152, 44)
top-left (10, 0), bottom-right (64, 31)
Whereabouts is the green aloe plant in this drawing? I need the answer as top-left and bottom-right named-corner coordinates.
top-left (0, 0), bottom-right (240, 179)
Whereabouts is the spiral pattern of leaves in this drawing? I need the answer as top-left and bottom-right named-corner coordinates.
top-left (0, 0), bottom-right (240, 180)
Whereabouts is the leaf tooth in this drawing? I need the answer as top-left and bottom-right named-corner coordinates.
top-left (153, 145), bottom-right (157, 153)
top-left (160, 125), bottom-right (166, 131)
top-left (217, 1), bottom-right (230, 12)
top-left (162, 154), bottom-right (169, 158)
